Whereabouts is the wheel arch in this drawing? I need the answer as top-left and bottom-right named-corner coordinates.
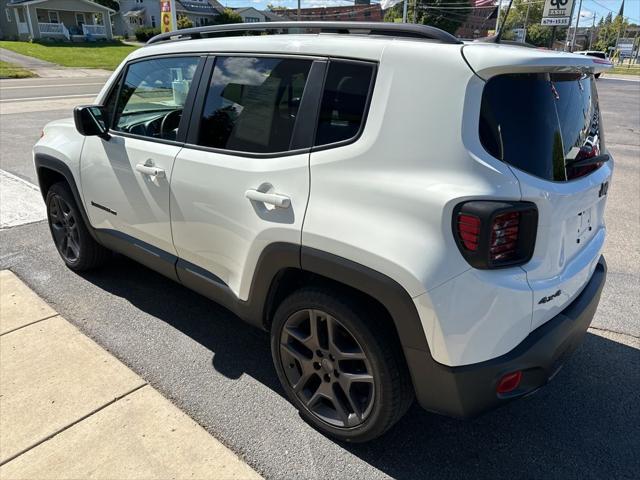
top-left (34, 153), bottom-right (97, 241)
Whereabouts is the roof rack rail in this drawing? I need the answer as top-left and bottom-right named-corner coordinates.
top-left (146, 21), bottom-right (462, 46)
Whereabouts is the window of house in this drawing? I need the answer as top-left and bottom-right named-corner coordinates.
top-left (76, 13), bottom-right (85, 26)
top-left (315, 61), bottom-right (375, 146)
top-left (151, 15), bottom-right (156, 27)
top-left (245, 17), bottom-right (260, 22)
top-left (112, 57), bottom-right (200, 141)
top-left (5, 9), bottom-right (12, 22)
top-left (48, 11), bottom-right (59, 23)
top-left (197, 56), bottom-right (313, 153)
top-left (17, 8), bottom-right (26, 22)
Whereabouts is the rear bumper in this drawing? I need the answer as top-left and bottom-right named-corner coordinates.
top-left (409, 255), bottom-right (607, 418)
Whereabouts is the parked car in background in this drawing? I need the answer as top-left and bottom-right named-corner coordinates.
top-left (574, 50), bottom-right (610, 77)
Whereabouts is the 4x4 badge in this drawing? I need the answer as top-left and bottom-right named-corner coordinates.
top-left (539, 290), bottom-right (562, 304)
top-left (599, 181), bottom-right (609, 197)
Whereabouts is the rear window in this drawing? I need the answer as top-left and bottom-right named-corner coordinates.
top-left (479, 73), bottom-right (604, 181)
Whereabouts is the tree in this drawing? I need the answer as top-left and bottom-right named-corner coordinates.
top-left (177, 15), bottom-right (193, 30)
top-left (501, 0), bottom-right (566, 47)
top-left (215, 8), bottom-right (243, 25)
top-left (93, 0), bottom-right (119, 11)
top-left (594, 12), bottom-right (628, 52)
top-left (384, 0), bottom-right (471, 35)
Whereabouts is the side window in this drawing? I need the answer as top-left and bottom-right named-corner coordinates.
top-left (112, 56), bottom-right (200, 141)
top-left (197, 56), bottom-right (313, 153)
top-left (315, 61), bottom-right (374, 147)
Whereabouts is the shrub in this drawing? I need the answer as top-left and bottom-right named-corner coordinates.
top-left (134, 27), bottom-right (160, 42)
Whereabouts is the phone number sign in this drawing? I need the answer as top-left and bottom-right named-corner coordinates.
top-left (541, 0), bottom-right (576, 26)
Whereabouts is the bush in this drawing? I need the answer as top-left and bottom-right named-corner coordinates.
top-left (134, 27), bottom-right (160, 42)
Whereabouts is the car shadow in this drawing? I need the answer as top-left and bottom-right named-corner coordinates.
top-left (79, 253), bottom-right (640, 480)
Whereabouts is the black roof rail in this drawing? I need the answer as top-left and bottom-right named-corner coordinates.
top-left (146, 21), bottom-right (462, 46)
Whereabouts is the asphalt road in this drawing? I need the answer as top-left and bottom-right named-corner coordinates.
top-left (1, 77), bottom-right (638, 479)
top-left (0, 76), bottom-right (105, 182)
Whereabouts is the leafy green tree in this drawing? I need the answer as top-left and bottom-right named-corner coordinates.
top-left (215, 8), bottom-right (243, 25)
top-left (93, 0), bottom-right (119, 12)
top-left (501, 0), bottom-right (566, 47)
top-left (177, 15), bottom-right (194, 30)
top-left (594, 12), bottom-right (628, 52)
top-left (384, 0), bottom-right (471, 35)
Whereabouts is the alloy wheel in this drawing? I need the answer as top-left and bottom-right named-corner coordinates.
top-left (48, 194), bottom-right (80, 263)
top-left (279, 309), bottom-right (375, 428)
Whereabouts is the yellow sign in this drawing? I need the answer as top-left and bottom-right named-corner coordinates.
top-left (160, 0), bottom-right (175, 33)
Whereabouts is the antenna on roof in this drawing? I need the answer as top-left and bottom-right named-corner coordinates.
top-left (477, 0), bottom-right (514, 44)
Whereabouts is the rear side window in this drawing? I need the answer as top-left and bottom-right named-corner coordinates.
top-left (479, 73), bottom-right (603, 181)
top-left (197, 56), bottom-right (312, 153)
top-left (315, 61), bottom-right (374, 147)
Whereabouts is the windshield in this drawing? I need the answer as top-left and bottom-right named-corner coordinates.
top-left (479, 73), bottom-right (604, 181)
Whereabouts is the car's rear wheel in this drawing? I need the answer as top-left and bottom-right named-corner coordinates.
top-left (271, 287), bottom-right (413, 442)
top-left (46, 182), bottom-right (110, 271)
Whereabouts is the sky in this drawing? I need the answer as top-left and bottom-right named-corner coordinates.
top-left (218, 0), bottom-right (640, 27)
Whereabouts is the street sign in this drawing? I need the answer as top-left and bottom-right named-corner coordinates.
top-left (617, 38), bottom-right (635, 57)
top-left (541, 0), bottom-right (576, 26)
top-left (160, 0), bottom-right (177, 33)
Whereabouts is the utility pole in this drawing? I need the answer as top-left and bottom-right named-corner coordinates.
top-left (403, 0), bottom-right (408, 23)
top-left (413, 0), bottom-right (418, 23)
top-left (570, 0), bottom-right (583, 52)
top-left (495, 0), bottom-right (502, 32)
top-left (297, 0), bottom-right (301, 21)
top-left (523, 0), bottom-right (531, 42)
top-left (588, 13), bottom-right (596, 50)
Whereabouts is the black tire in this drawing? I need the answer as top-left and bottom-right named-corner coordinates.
top-left (271, 286), bottom-right (414, 442)
top-left (595, 73), bottom-right (602, 78)
top-left (46, 182), bottom-right (110, 271)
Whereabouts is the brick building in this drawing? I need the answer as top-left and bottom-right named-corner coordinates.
top-left (284, 3), bottom-right (383, 22)
top-left (455, 6), bottom-right (494, 39)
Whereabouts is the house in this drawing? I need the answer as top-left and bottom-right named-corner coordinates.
top-left (232, 7), bottom-right (265, 23)
top-left (113, 0), bottom-right (223, 37)
top-left (0, 0), bottom-right (114, 40)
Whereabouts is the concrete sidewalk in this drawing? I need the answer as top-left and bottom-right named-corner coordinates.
top-left (0, 270), bottom-right (261, 479)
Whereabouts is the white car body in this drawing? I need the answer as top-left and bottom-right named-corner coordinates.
top-left (34, 25), bottom-right (612, 425)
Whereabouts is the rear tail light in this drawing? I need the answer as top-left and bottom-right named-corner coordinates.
top-left (453, 201), bottom-right (538, 269)
top-left (496, 371), bottom-right (522, 394)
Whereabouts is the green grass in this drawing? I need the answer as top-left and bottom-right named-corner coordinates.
top-left (0, 41), bottom-right (138, 70)
top-left (609, 66), bottom-right (640, 76)
top-left (0, 60), bottom-right (36, 78)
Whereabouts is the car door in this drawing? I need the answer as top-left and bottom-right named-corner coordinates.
top-left (170, 55), bottom-right (326, 302)
top-left (80, 55), bottom-right (203, 278)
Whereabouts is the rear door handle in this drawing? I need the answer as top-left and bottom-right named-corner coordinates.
top-left (245, 189), bottom-right (290, 208)
top-left (136, 162), bottom-right (165, 178)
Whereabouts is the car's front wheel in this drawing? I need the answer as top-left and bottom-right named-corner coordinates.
top-left (271, 287), bottom-right (413, 442)
top-left (46, 182), bottom-right (110, 271)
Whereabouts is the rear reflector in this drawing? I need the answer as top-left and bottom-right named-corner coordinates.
top-left (497, 371), bottom-right (522, 394)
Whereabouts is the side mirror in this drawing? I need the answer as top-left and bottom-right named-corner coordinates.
top-left (74, 105), bottom-right (109, 139)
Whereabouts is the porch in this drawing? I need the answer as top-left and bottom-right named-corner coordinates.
top-left (36, 9), bottom-right (108, 40)
top-left (8, 0), bottom-right (114, 41)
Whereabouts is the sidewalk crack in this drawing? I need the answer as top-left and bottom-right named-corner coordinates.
top-left (0, 383), bottom-right (148, 467)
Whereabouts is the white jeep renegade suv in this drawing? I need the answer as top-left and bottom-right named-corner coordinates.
top-left (34, 22), bottom-right (612, 442)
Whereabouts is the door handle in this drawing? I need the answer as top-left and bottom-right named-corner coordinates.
top-left (245, 189), bottom-right (291, 208)
top-left (135, 162), bottom-right (165, 179)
